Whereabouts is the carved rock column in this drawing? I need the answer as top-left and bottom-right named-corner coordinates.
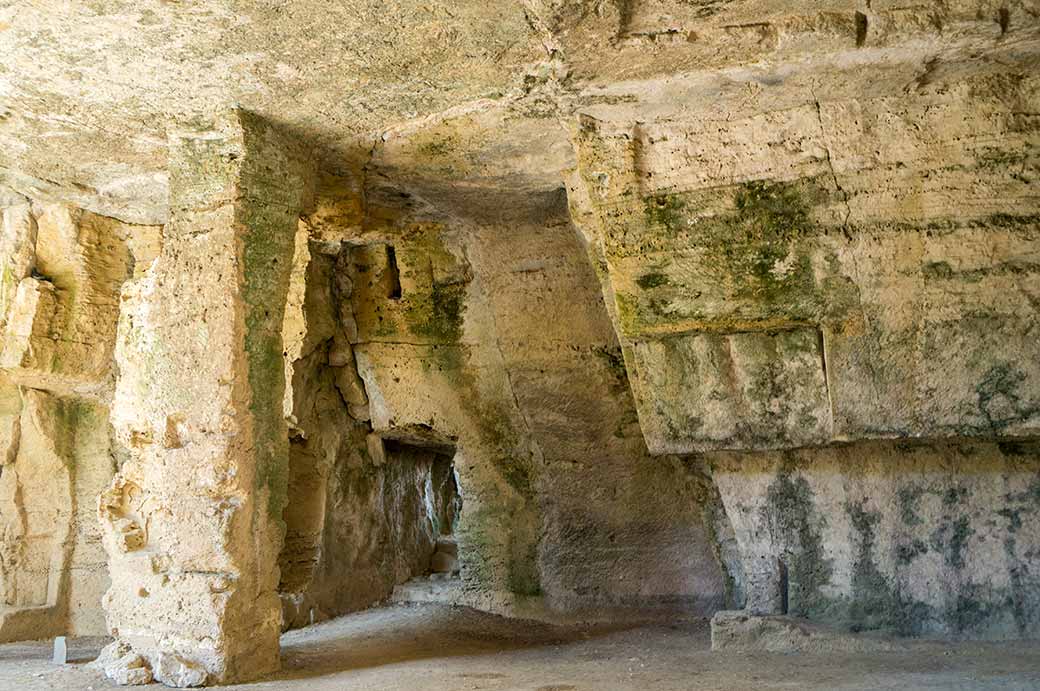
top-left (99, 111), bottom-right (311, 686)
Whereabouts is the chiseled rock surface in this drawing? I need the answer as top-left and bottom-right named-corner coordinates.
top-left (346, 195), bottom-right (727, 621)
top-left (569, 55), bottom-right (1040, 452)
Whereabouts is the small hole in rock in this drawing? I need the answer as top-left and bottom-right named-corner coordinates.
top-left (855, 12), bottom-right (868, 47)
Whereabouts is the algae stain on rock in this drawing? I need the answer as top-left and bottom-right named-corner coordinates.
top-left (945, 516), bottom-right (974, 570)
top-left (733, 180), bottom-right (813, 242)
top-left (642, 194), bottom-right (687, 234)
top-left (635, 271), bottom-right (670, 289)
top-left (847, 499), bottom-right (930, 635)
top-left (762, 462), bottom-right (833, 619)
top-left (405, 281), bottom-right (466, 342)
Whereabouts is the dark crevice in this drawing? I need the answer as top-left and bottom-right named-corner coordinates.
top-left (998, 7), bottom-right (1010, 35)
top-left (385, 245), bottom-right (402, 299)
top-left (855, 12), bottom-right (868, 47)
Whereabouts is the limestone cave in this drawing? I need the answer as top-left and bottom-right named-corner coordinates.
top-left (0, 1), bottom-right (1038, 688)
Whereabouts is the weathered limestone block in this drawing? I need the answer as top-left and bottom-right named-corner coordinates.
top-left (629, 330), bottom-right (831, 453)
top-left (568, 65), bottom-right (1040, 453)
top-left (101, 111), bottom-right (312, 685)
top-left (154, 653), bottom-right (207, 688)
top-left (0, 376), bottom-right (19, 468)
top-left (326, 331), bottom-right (353, 367)
top-left (334, 365), bottom-right (368, 407)
top-left (711, 440), bottom-right (1040, 639)
top-left (344, 225), bottom-right (472, 346)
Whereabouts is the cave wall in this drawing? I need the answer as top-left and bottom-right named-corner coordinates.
top-left (563, 7), bottom-right (1040, 639)
top-left (712, 440), bottom-right (1040, 638)
top-left (328, 198), bottom-right (552, 616)
top-left (291, 177), bottom-right (731, 621)
top-left (0, 1), bottom-right (1035, 686)
top-left (0, 133), bottom-right (733, 659)
top-left (463, 196), bottom-right (726, 618)
top-left (0, 194), bottom-right (159, 641)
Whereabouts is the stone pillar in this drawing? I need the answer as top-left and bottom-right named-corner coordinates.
top-left (99, 111), bottom-right (311, 686)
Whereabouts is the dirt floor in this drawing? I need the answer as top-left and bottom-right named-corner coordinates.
top-left (1, 603), bottom-right (1038, 690)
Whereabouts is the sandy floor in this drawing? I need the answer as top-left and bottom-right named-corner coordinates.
top-left (1, 603), bottom-right (1038, 690)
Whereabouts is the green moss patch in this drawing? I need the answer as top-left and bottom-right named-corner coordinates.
top-left (238, 198), bottom-right (296, 519)
top-left (614, 179), bottom-right (836, 335)
top-left (404, 281), bottom-right (466, 342)
top-left (635, 271), bottom-right (670, 289)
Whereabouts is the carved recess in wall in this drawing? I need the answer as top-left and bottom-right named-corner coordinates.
top-left (0, 197), bottom-right (150, 641)
top-left (568, 77), bottom-right (1040, 453)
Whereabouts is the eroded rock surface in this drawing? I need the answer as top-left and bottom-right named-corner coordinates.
top-left (568, 60), bottom-right (1040, 453)
top-left (0, 194), bottom-right (155, 642)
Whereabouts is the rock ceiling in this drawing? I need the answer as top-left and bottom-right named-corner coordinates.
top-left (2, 1), bottom-right (1036, 223)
